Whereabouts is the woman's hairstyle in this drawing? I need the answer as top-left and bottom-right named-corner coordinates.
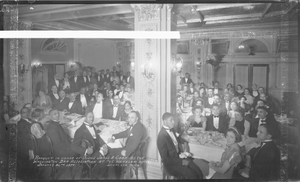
top-left (227, 127), bottom-right (242, 143)
top-left (235, 109), bottom-right (245, 117)
top-left (195, 98), bottom-right (204, 104)
top-left (239, 95), bottom-right (247, 100)
top-left (227, 83), bottom-right (233, 88)
top-left (194, 90), bottom-right (200, 96)
top-left (244, 88), bottom-right (251, 93)
top-left (31, 108), bottom-right (44, 119)
top-left (192, 106), bottom-right (202, 113)
top-left (237, 84), bottom-right (243, 89)
top-left (124, 100), bottom-right (132, 108)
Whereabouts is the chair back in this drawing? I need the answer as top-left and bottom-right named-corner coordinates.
top-left (30, 134), bottom-right (38, 157)
top-left (134, 137), bottom-right (149, 162)
top-left (45, 135), bottom-right (55, 157)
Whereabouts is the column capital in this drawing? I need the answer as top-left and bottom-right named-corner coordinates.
top-left (130, 4), bottom-right (163, 21)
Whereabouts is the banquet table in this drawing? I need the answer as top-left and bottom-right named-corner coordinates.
top-left (59, 112), bottom-right (129, 149)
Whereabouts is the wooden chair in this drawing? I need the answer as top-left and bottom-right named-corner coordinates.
top-left (80, 139), bottom-right (94, 179)
top-left (123, 137), bottom-right (150, 179)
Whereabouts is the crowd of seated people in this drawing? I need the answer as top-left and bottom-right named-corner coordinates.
top-left (4, 66), bottom-right (147, 180)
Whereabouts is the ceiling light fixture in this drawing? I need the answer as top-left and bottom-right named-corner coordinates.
top-left (30, 7), bottom-right (34, 10)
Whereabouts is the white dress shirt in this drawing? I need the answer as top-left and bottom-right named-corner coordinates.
top-left (55, 79), bottom-right (59, 87)
top-left (127, 76), bottom-right (130, 82)
top-left (80, 94), bottom-right (88, 108)
top-left (53, 93), bottom-right (59, 100)
top-left (214, 88), bottom-right (219, 94)
top-left (118, 91), bottom-right (124, 99)
top-left (213, 116), bottom-right (219, 129)
top-left (83, 77), bottom-right (86, 82)
top-left (112, 105), bottom-right (118, 118)
top-left (63, 81), bottom-right (70, 89)
top-left (84, 122), bottom-right (97, 139)
top-left (225, 101), bottom-right (230, 110)
top-left (93, 102), bottom-right (103, 119)
top-left (74, 76), bottom-right (77, 83)
top-left (208, 97), bottom-right (214, 105)
top-left (68, 101), bottom-right (74, 109)
top-left (258, 118), bottom-right (266, 126)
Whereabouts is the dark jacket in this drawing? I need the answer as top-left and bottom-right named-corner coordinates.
top-left (205, 114), bottom-right (229, 134)
top-left (67, 100), bottom-right (83, 115)
top-left (55, 97), bottom-right (70, 111)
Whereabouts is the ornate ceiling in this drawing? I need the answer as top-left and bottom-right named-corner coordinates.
top-left (14, 2), bottom-right (298, 31)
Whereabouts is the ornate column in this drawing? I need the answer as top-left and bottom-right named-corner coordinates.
top-left (17, 22), bottom-right (32, 109)
top-left (131, 4), bottom-right (178, 173)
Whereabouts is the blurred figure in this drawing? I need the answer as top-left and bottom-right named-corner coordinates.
top-left (120, 101), bottom-right (133, 121)
top-left (33, 89), bottom-right (52, 110)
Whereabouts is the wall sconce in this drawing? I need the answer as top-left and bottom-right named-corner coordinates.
top-left (196, 60), bottom-right (202, 69)
top-left (18, 63), bottom-right (29, 76)
top-left (141, 62), bottom-right (155, 82)
top-left (69, 61), bottom-right (76, 69)
top-left (31, 61), bottom-right (42, 68)
top-left (172, 54), bottom-right (183, 75)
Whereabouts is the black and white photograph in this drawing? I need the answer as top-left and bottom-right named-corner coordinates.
top-left (0, 1), bottom-right (299, 181)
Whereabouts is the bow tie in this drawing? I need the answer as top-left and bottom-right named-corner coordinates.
top-left (166, 128), bottom-right (175, 132)
top-left (213, 115), bottom-right (219, 118)
top-left (114, 105), bottom-right (118, 107)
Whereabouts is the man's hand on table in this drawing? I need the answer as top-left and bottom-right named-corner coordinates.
top-left (121, 150), bottom-right (126, 156)
top-left (100, 144), bottom-right (108, 156)
top-left (86, 146), bottom-right (93, 155)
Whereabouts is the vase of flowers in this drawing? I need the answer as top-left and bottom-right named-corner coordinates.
top-left (205, 54), bottom-right (225, 82)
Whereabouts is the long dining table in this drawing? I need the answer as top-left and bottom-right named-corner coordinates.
top-left (59, 112), bottom-right (128, 149)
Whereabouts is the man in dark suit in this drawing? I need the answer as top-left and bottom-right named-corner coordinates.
top-left (81, 70), bottom-right (90, 88)
top-left (119, 70), bottom-right (127, 84)
top-left (76, 87), bottom-right (90, 111)
top-left (157, 112), bottom-right (203, 179)
top-left (248, 106), bottom-right (278, 138)
top-left (55, 90), bottom-right (70, 111)
top-left (71, 111), bottom-right (108, 179)
top-left (205, 105), bottom-right (229, 134)
top-left (112, 66), bottom-right (120, 77)
top-left (49, 85), bottom-right (60, 108)
top-left (96, 70), bottom-right (105, 88)
top-left (204, 88), bottom-right (214, 108)
top-left (70, 70), bottom-right (82, 93)
top-left (103, 90), bottom-right (114, 119)
top-left (46, 109), bottom-right (74, 157)
top-left (239, 124), bottom-right (280, 181)
top-left (105, 69), bottom-right (111, 84)
top-left (68, 93), bottom-right (83, 115)
top-left (48, 73), bottom-right (61, 93)
top-left (126, 71), bottom-right (134, 89)
top-left (179, 73), bottom-right (193, 87)
top-left (17, 107), bottom-right (36, 180)
top-left (111, 95), bottom-right (124, 121)
top-left (107, 111), bottom-right (147, 157)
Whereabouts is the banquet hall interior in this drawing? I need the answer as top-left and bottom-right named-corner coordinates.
top-left (0, 2), bottom-right (299, 181)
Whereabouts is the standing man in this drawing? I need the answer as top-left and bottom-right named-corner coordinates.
top-left (48, 73), bottom-right (61, 93)
top-left (49, 85), bottom-right (60, 108)
top-left (81, 70), bottom-right (90, 88)
top-left (119, 70), bottom-right (127, 84)
top-left (70, 70), bottom-right (82, 93)
top-left (180, 73), bottom-right (193, 87)
top-left (157, 112), bottom-right (203, 179)
top-left (76, 87), bottom-right (90, 112)
top-left (111, 95), bottom-right (123, 121)
top-left (126, 71), bottom-right (134, 90)
top-left (103, 90), bottom-right (114, 119)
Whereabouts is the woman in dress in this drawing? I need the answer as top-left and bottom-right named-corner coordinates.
top-left (251, 84), bottom-right (259, 98)
top-left (243, 88), bottom-right (254, 106)
top-left (235, 85), bottom-right (244, 97)
top-left (186, 106), bottom-right (207, 130)
top-left (123, 85), bottom-right (135, 108)
top-left (120, 101), bottom-right (133, 121)
top-left (238, 96), bottom-right (251, 113)
top-left (33, 90), bottom-right (52, 110)
top-left (195, 127), bottom-right (242, 179)
top-left (230, 110), bottom-right (250, 137)
top-left (228, 101), bottom-right (240, 119)
top-left (190, 90), bottom-right (201, 107)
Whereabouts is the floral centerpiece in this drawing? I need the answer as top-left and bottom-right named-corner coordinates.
top-left (205, 54), bottom-right (225, 81)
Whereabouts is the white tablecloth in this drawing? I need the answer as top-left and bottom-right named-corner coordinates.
top-left (60, 113), bottom-right (128, 149)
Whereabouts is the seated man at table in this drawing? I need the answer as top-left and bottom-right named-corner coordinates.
top-left (248, 106), bottom-right (278, 138)
top-left (206, 105), bottom-right (229, 134)
top-left (239, 124), bottom-right (280, 181)
top-left (111, 95), bottom-right (124, 121)
top-left (55, 90), bottom-right (70, 112)
top-left (107, 111), bottom-right (147, 157)
top-left (157, 112), bottom-right (203, 179)
top-left (68, 93), bottom-right (83, 115)
top-left (71, 111), bottom-right (108, 179)
top-left (88, 92), bottom-right (104, 119)
top-left (46, 109), bottom-right (74, 157)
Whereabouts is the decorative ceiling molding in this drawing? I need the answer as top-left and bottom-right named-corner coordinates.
top-left (131, 4), bottom-right (163, 21)
top-left (261, 3), bottom-right (272, 19)
top-left (191, 3), bottom-right (262, 11)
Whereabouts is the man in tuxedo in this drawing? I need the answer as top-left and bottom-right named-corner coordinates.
top-left (55, 90), bottom-right (70, 111)
top-left (126, 71), bottom-right (134, 89)
top-left (96, 70), bottom-right (105, 88)
top-left (204, 88), bottom-right (215, 108)
top-left (89, 93), bottom-right (104, 119)
top-left (212, 95), bottom-right (225, 114)
top-left (76, 87), bottom-right (90, 111)
top-left (49, 85), bottom-right (60, 108)
top-left (48, 73), bottom-right (61, 93)
top-left (17, 107), bottom-right (36, 180)
top-left (112, 66), bottom-right (120, 77)
top-left (248, 106), bottom-right (278, 138)
top-left (180, 73), bottom-right (193, 87)
top-left (70, 70), bottom-right (82, 93)
top-left (105, 69), bottom-right (111, 84)
top-left (107, 111), bottom-right (147, 157)
top-left (117, 84), bottom-right (125, 101)
top-left (103, 90), bottom-right (114, 119)
top-left (81, 70), bottom-right (90, 88)
top-left (111, 95), bottom-right (124, 121)
top-left (71, 111), bottom-right (108, 179)
top-left (119, 70), bottom-right (126, 84)
top-left (68, 93), bottom-right (83, 115)
top-left (212, 81), bottom-right (222, 95)
top-left (157, 112), bottom-right (203, 179)
top-left (205, 105), bottom-right (229, 134)
top-left (239, 124), bottom-right (280, 181)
